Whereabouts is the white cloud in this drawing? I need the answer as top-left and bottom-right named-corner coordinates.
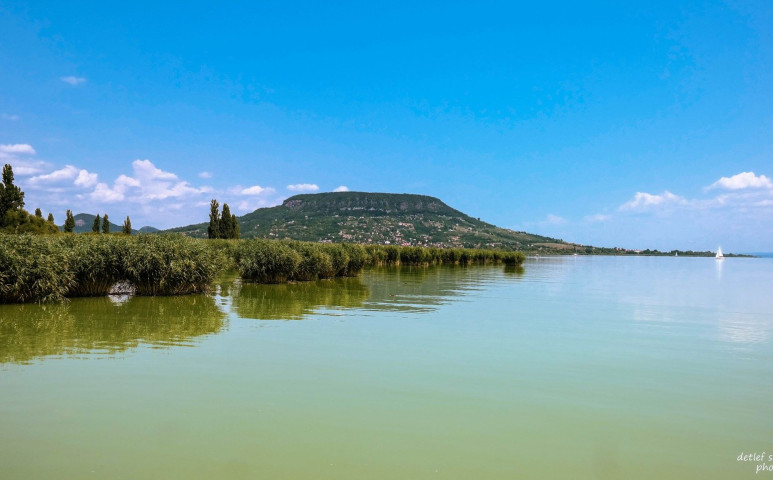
top-left (198, 171), bottom-right (213, 179)
top-left (0, 143), bottom-right (36, 155)
top-left (619, 191), bottom-right (687, 211)
top-left (584, 214), bottom-right (611, 223)
top-left (61, 76), bottom-right (86, 86)
top-left (74, 169), bottom-right (99, 188)
top-left (7, 160), bottom-right (50, 176)
top-left (240, 185), bottom-right (275, 196)
top-left (707, 171), bottom-right (772, 191)
top-left (28, 165), bottom-right (99, 189)
top-left (91, 181), bottom-right (127, 202)
top-left (133, 159), bottom-right (178, 182)
top-left (333, 185), bottom-right (350, 192)
top-left (89, 159), bottom-right (208, 203)
top-left (237, 197), bottom-right (283, 213)
top-left (1, 113), bottom-right (20, 121)
top-left (29, 165), bottom-right (80, 183)
top-left (287, 183), bottom-right (319, 192)
top-left (544, 214), bottom-right (567, 225)
top-left (0, 143), bottom-right (50, 176)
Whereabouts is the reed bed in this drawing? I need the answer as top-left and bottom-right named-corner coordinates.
top-left (122, 235), bottom-right (222, 295)
top-left (1, 233), bottom-right (525, 303)
top-left (235, 240), bottom-right (524, 284)
top-left (0, 235), bottom-right (73, 303)
top-left (59, 235), bottom-right (129, 297)
top-left (0, 233), bottom-right (221, 303)
top-left (236, 239), bottom-right (302, 283)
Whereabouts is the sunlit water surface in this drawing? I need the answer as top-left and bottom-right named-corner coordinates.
top-left (1, 256), bottom-right (771, 479)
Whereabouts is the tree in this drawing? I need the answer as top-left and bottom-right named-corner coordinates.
top-left (47, 213), bottom-right (55, 223)
top-left (34, 208), bottom-right (42, 218)
top-left (64, 210), bottom-right (75, 233)
top-left (0, 164), bottom-right (25, 224)
top-left (102, 214), bottom-right (110, 234)
top-left (93, 214), bottom-right (101, 233)
top-left (208, 199), bottom-right (220, 239)
top-left (122, 216), bottom-right (132, 234)
top-left (220, 203), bottom-right (233, 238)
top-left (232, 213), bottom-right (240, 239)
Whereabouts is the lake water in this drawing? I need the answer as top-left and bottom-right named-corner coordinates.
top-left (1, 256), bottom-right (772, 479)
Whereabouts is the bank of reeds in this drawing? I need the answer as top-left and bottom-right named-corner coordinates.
top-left (1, 233), bottom-right (525, 303)
top-left (235, 240), bottom-right (373, 284)
top-left (234, 240), bottom-right (524, 284)
top-left (61, 235), bottom-right (129, 296)
top-left (0, 235), bottom-right (73, 303)
top-left (122, 235), bottom-right (221, 295)
top-left (0, 233), bottom-right (222, 303)
top-left (360, 244), bottom-right (525, 267)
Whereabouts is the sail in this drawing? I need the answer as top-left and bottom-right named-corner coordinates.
top-left (716, 247), bottom-right (724, 259)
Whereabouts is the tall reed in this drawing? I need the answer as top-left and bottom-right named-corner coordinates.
top-left (122, 235), bottom-right (221, 295)
top-left (0, 234), bottom-right (73, 303)
top-left (59, 235), bottom-right (129, 297)
top-left (236, 239), bottom-right (302, 283)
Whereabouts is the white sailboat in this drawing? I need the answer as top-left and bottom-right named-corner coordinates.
top-left (715, 246), bottom-right (724, 260)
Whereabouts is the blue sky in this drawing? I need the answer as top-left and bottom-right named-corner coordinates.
top-left (1, 0), bottom-right (772, 251)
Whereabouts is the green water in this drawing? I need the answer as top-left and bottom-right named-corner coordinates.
top-left (1, 257), bottom-right (771, 479)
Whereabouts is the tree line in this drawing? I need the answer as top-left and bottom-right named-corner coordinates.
top-left (1, 164), bottom-right (58, 234)
top-left (2, 163), bottom-right (135, 235)
top-left (208, 199), bottom-right (240, 239)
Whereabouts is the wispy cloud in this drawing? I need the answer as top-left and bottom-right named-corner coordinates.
top-left (333, 185), bottom-right (350, 192)
top-left (618, 191), bottom-right (686, 211)
top-left (239, 185), bottom-right (275, 196)
top-left (543, 214), bottom-right (567, 225)
top-left (0, 144), bottom-right (36, 155)
top-left (0, 143), bottom-right (49, 175)
top-left (60, 76), bottom-right (86, 86)
top-left (29, 165), bottom-right (98, 188)
top-left (236, 197), bottom-right (283, 213)
top-left (584, 213), bottom-right (611, 223)
top-left (287, 183), bottom-right (319, 192)
top-left (1, 113), bottom-right (20, 121)
top-left (198, 171), bottom-right (213, 179)
top-left (706, 171), bottom-right (772, 191)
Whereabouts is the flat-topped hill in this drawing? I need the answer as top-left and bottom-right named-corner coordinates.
top-left (167, 192), bottom-right (562, 250)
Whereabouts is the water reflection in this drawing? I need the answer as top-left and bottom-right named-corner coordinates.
top-left (1, 266), bottom-right (519, 363)
top-left (0, 295), bottom-right (226, 364)
top-left (360, 265), bottom-right (505, 313)
top-left (233, 277), bottom-right (369, 320)
top-left (503, 265), bottom-right (525, 277)
top-left (231, 265), bottom-right (516, 320)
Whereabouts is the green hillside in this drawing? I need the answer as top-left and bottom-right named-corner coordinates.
top-left (167, 192), bottom-right (563, 250)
